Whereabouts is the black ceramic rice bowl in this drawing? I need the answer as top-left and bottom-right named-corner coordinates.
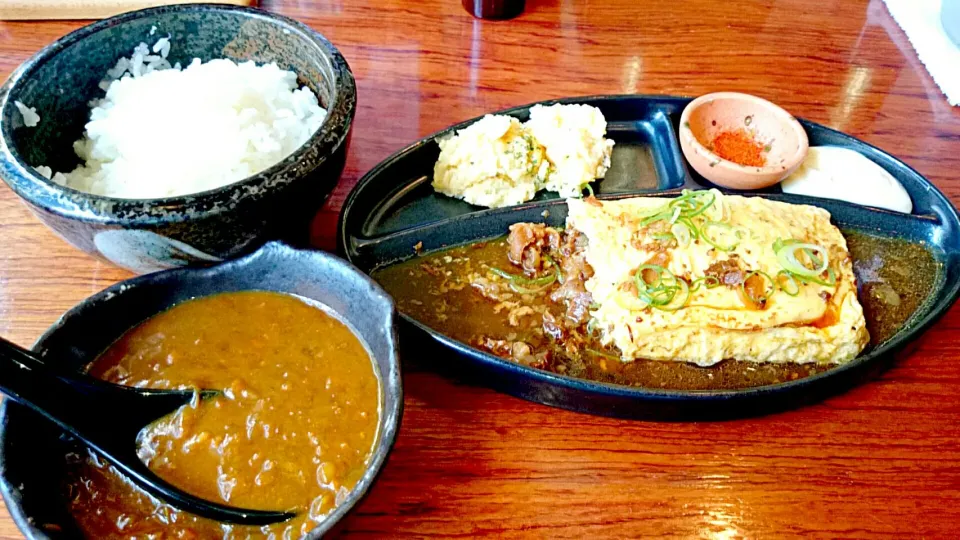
top-left (0, 4), bottom-right (356, 274)
top-left (0, 242), bottom-right (402, 538)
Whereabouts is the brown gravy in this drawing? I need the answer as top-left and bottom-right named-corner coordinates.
top-left (373, 230), bottom-right (940, 390)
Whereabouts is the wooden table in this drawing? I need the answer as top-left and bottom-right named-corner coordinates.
top-left (1, 0), bottom-right (959, 537)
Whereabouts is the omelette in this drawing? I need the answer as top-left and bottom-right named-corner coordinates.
top-left (567, 190), bottom-right (869, 366)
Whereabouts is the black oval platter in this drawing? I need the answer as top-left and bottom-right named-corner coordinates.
top-left (338, 94), bottom-right (960, 420)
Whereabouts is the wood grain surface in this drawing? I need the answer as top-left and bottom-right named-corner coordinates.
top-left (0, 1), bottom-right (256, 22)
top-left (1, 0), bottom-right (960, 537)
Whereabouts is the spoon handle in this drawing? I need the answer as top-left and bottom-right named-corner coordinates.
top-left (0, 336), bottom-right (190, 439)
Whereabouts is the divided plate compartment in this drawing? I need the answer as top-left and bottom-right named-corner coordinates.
top-left (339, 94), bottom-right (960, 419)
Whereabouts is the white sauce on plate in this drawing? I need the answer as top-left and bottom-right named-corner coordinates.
top-left (781, 146), bottom-right (913, 213)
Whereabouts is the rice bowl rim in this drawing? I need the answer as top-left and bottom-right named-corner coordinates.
top-left (0, 3), bottom-right (356, 226)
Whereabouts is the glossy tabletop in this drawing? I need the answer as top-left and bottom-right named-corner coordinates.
top-left (1, 0), bottom-right (960, 537)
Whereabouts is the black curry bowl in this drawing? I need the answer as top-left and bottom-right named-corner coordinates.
top-left (0, 242), bottom-right (402, 538)
top-left (0, 4), bottom-right (356, 274)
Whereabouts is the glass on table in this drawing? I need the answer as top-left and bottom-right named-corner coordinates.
top-left (462, 0), bottom-right (525, 19)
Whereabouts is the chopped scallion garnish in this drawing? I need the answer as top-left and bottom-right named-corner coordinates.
top-left (689, 275), bottom-right (721, 292)
top-left (776, 270), bottom-right (801, 296)
top-left (489, 254), bottom-right (562, 294)
top-left (741, 270), bottom-right (776, 306)
top-left (701, 220), bottom-right (739, 251)
top-left (632, 264), bottom-right (691, 311)
top-left (671, 222), bottom-right (692, 248)
top-left (773, 238), bottom-right (837, 288)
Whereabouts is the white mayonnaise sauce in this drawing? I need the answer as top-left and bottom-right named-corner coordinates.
top-left (781, 146), bottom-right (912, 213)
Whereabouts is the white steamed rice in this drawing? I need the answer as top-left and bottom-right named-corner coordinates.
top-left (14, 101), bottom-right (40, 127)
top-left (39, 37), bottom-right (326, 199)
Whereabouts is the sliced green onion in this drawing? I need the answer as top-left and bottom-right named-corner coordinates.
top-left (635, 264), bottom-right (666, 288)
top-left (639, 190), bottom-right (718, 227)
top-left (797, 267), bottom-right (837, 287)
top-left (671, 222), bottom-right (692, 248)
top-left (690, 275), bottom-right (721, 292)
top-left (636, 205), bottom-right (668, 220)
top-left (655, 277), bottom-right (690, 312)
top-left (701, 221), bottom-right (739, 251)
top-left (741, 270), bottom-right (776, 305)
top-left (634, 265), bottom-right (670, 301)
top-left (641, 210), bottom-right (672, 226)
top-left (803, 247), bottom-right (823, 268)
top-left (775, 242), bottom-right (829, 277)
top-left (489, 262), bottom-right (559, 293)
top-left (772, 238), bottom-right (836, 289)
top-left (773, 238), bottom-right (824, 267)
top-left (639, 287), bottom-right (678, 308)
top-left (677, 217), bottom-right (700, 239)
top-left (489, 267), bottom-right (553, 285)
top-left (544, 254), bottom-right (564, 284)
top-left (776, 270), bottom-right (801, 296)
top-left (772, 238), bottom-right (803, 252)
top-left (633, 264), bottom-right (691, 311)
top-left (668, 205), bottom-right (682, 224)
top-left (707, 194), bottom-right (725, 221)
top-left (652, 232), bottom-right (676, 242)
top-left (680, 191), bottom-right (716, 218)
top-left (584, 183), bottom-right (594, 198)
top-left (489, 267), bottom-right (522, 280)
top-left (509, 281), bottom-right (555, 294)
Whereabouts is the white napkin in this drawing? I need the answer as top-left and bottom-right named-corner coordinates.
top-left (883, 0), bottom-right (960, 105)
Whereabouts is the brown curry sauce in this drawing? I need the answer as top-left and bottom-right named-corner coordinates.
top-left (64, 291), bottom-right (381, 538)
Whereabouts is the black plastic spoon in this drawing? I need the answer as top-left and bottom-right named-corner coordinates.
top-left (0, 336), bottom-right (295, 525)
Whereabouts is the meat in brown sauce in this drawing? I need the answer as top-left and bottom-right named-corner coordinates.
top-left (549, 229), bottom-right (594, 326)
top-left (705, 256), bottom-right (745, 287)
top-left (479, 223), bottom-right (599, 366)
top-left (703, 256), bottom-right (768, 309)
top-left (507, 222), bottom-right (561, 274)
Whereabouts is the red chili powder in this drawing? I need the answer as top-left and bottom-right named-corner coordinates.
top-left (711, 129), bottom-right (766, 167)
